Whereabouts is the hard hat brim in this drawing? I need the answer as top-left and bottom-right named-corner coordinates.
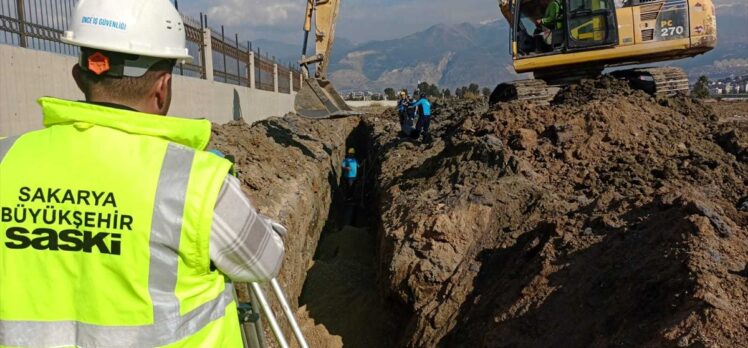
top-left (61, 36), bottom-right (194, 64)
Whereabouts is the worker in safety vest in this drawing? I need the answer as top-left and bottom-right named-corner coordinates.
top-left (0, 0), bottom-right (285, 347)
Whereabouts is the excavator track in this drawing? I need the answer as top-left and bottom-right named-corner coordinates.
top-left (489, 79), bottom-right (561, 106)
top-left (612, 67), bottom-right (690, 97)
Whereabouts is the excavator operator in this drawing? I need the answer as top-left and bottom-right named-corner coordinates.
top-left (534, 0), bottom-right (565, 52)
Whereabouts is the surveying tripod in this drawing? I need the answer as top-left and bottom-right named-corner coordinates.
top-left (235, 279), bottom-right (309, 348)
top-left (210, 153), bottom-right (308, 348)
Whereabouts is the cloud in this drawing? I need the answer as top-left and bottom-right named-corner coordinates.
top-left (205, 0), bottom-right (305, 27)
top-left (181, 0), bottom-right (501, 44)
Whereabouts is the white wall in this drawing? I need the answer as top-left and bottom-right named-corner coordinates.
top-left (346, 100), bottom-right (398, 108)
top-left (0, 44), bottom-right (295, 136)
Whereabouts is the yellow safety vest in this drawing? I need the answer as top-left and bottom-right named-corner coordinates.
top-left (0, 98), bottom-right (242, 347)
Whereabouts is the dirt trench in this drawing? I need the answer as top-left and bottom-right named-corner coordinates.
top-left (209, 78), bottom-right (748, 348)
top-left (209, 115), bottom-right (406, 347)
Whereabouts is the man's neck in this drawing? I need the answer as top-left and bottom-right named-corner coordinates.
top-left (84, 100), bottom-right (138, 112)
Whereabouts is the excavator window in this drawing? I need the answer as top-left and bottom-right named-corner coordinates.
top-left (565, 0), bottom-right (619, 49)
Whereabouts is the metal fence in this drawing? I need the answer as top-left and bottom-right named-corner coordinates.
top-left (0, 0), bottom-right (301, 93)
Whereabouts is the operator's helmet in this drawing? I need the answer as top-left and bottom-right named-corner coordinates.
top-left (347, 148), bottom-right (356, 155)
top-left (61, 0), bottom-right (192, 77)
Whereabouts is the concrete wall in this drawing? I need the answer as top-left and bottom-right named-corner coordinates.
top-left (0, 44), bottom-right (295, 136)
top-left (346, 100), bottom-right (398, 108)
top-left (0, 45), bottom-right (81, 135)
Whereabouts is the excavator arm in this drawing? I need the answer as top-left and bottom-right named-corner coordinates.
top-left (301, 0), bottom-right (341, 78)
top-left (294, 0), bottom-right (358, 119)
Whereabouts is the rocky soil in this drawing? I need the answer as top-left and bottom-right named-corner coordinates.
top-left (363, 79), bottom-right (747, 347)
top-left (209, 78), bottom-right (747, 348)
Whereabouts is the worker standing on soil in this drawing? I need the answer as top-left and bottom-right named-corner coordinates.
top-left (342, 148), bottom-right (360, 200)
top-left (0, 1), bottom-right (285, 347)
top-left (407, 94), bottom-right (418, 132)
top-left (397, 91), bottom-right (411, 135)
top-left (410, 94), bottom-right (433, 142)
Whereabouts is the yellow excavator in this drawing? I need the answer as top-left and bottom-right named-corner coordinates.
top-left (294, 0), bottom-right (717, 117)
top-left (492, 0), bottom-right (717, 104)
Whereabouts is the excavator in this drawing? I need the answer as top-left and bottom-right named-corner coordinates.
top-left (293, 0), bottom-right (717, 117)
top-left (492, 0), bottom-right (717, 104)
top-left (294, 0), bottom-right (358, 119)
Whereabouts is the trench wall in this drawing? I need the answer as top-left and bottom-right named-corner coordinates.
top-left (209, 115), bottom-right (361, 317)
top-left (0, 44), bottom-right (295, 136)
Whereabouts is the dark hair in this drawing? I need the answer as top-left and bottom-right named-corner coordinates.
top-left (77, 60), bottom-right (174, 102)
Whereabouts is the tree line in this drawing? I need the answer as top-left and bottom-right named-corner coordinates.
top-left (384, 82), bottom-right (493, 100)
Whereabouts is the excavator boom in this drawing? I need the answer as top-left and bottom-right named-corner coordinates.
top-left (294, 0), bottom-right (358, 119)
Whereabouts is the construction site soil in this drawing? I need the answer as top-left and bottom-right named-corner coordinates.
top-left (210, 78), bottom-right (747, 348)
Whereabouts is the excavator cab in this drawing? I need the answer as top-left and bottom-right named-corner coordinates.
top-left (513, 0), bottom-right (619, 57)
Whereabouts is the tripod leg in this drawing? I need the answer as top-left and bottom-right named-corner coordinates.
top-left (249, 288), bottom-right (268, 348)
top-left (250, 282), bottom-right (290, 348)
top-left (270, 279), bottom-right (309, 348)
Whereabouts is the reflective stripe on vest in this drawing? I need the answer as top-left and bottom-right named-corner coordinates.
top-left (0, 136), bottom-right (19, 164)
top-left (0, 143), bottom-right (233, 347)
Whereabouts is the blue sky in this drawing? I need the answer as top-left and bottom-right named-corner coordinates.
top-left (176, 0), bottom-right (501, 44)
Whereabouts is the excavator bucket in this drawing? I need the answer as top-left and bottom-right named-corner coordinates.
top-left (294, 78), bottom-right (360, 119)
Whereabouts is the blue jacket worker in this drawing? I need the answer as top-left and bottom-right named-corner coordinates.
top-left (410, 95), bottom-right (433, 142)
top-left (342, 148), bottom-right (359, 197)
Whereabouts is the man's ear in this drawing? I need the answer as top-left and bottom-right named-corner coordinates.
top-left (154, 72), bottom-right (173, 115)
top-left (72, 64), bottom-right (86, 95)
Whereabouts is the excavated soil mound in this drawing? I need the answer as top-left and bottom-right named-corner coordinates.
top-left (364, 78), bottom-right (748, 347)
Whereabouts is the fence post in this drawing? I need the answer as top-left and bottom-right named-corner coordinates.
top-left (203, 28), bottom-right (214, 81)
top-left (221, 26), bottom-right (227, 83)
top-left (273, 64), bottom-right (279, 93)
top-left (257, 48), bottom-right (262, 89)
top-left (233, 34), bottom-right (241, 85)
top-left (16, 0), bottom-right (27, 48)
top-left (289, 70), bottom-right (294, 93)
top-left (248, 52), bottom-right (256, 89)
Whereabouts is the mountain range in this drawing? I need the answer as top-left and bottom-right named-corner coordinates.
top-left (260, 0), bottom-right (747, 92)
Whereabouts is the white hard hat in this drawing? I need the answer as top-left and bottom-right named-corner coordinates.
top-left (61, 0), bottom-right (192, 63)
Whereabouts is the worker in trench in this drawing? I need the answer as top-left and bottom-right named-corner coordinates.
top-left (0, 0), bottom-right (285, 347)
top-left (342, 148), bottom-right (360, 201)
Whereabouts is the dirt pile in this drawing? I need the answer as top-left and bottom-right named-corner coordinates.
top-left (363, 78), bottom-right (748, 347)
